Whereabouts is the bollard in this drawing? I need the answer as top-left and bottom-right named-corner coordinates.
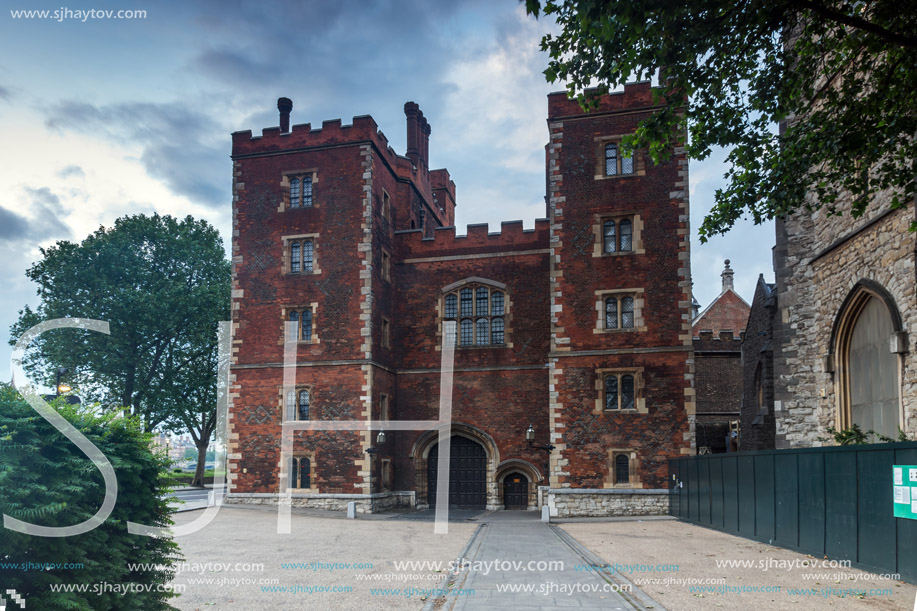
top-left (541, 505), bottom-right (550, 523)
top-left (347, 501), bottom-right (356, 519)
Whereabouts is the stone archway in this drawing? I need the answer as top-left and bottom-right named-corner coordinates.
top-left (411, 423), bottom-right (500, 509)
top-left (495, 459), bottom-right (542, 510)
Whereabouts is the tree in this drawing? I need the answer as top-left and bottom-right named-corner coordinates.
top-left (10, 213), bottom-right (230, 486)
top-left (0, 385), bottom-right (181, 610)
top-left (525, 0), bottom-right (917, 241)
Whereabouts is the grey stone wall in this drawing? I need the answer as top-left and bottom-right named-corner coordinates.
top-left (545, 488), bottom-right (669, 517)
top-left (225, 491), bottom-right (415, 514)
top-left (773, 202), bottom-right (917, 448)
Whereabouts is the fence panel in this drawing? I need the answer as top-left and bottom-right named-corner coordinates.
top-left (669, 441), bottom-right (917, 583)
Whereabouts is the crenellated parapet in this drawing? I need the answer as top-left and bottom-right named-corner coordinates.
top-left (547, 81), bottom-right (657, 120)
top-left (395, 219), bottom-right (550, 260)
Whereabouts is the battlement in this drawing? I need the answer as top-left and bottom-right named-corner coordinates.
top-left (231, 114), bottom-right (398, 158)
top-left (395, 219), bottom-right (550, 260)
top-left (547, 81), bottom-right (657, 120)
top-left (694, 329), bottom-right (745, 345)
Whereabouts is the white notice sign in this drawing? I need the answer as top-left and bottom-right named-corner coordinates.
top-left (895, 486), bottom-right (912, 504)
top-left (910, 468), bottom-right (917, 483)
top-left (895, 468), bottom-right (904, 485)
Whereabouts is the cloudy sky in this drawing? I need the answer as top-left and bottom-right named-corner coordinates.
top-left (0, 0), bottom-right (773, 382)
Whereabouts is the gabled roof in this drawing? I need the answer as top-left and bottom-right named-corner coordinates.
top-left (692, 289), bottom-right (751, 336)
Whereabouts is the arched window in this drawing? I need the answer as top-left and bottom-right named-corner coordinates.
top-left (836, 289), bottom-right (900, 439)
top-left (445, 282), bottom-right (507, 347)
top-left (603, 372), bottom-right (640, 411)
top-left (603, 220), bottom-right (616, 253)
top-left (288, 310), bottom-right (299, 341)
top-left (619, 219), bottom-right (633, 251)
top-left (604, 143), bottom-right (618, 176)
top-left (288, 175), bottom-right (314, 208)
top-left (298, 389), bottom-right (310, 420)
top-left (615, 455), bottom-right (630, 484)
top-left (302, 176), bottom-right (313, 206)
top-left (621, 149), bottom-right (634, 174)
top-left (289, 239), bottom-right (315, 274)
top-left (287, 308), bottom-right (314, 342)
top-left (605, 298), bottom-right (618, 329)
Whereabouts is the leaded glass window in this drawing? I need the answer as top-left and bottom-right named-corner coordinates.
top-left (476, 287), bottom-right (489, 315)
top-left (621, 151), bottom-right (634, 174)
top-left (460, 288), bottom-right (473, 316)
top-left (460, 319), bottom-right (473, 346)
top-left (621, 375), bottom-right (635, 410)
top-left (476, 318), bottom-right (489, 346)
top-left (605, 375), bottom-right (618, 410)
top-left (605, 143), bottom-right (618, 176)
top-left (290, 242), bottom-right (300, 273)
top-left (492, 317), bottom-right (504, 345)
top-left (302, 310), bottom-right (312, 342)
top-left (302, 240), bottom-right (314, 272)
top-left (621, 296), bottom-right (635, 328)
top-left (603, 220), bottom-right (616, 253)
top-left (445, 294), bottom-right (457, 318)
top-left (491, 292), bottom-right (504, 316)
top-left (302, 176), bottom-right (313, 206)
top-left (298, 390), bottom-right (310, 420)
top-left (605, 298), bottom-right (618, 330)
top-left (290, 178), bottom-right (301, 207)
top-left (286, 390), bottom-right (296, 420)
top-left (619, 219), bottom-right (633, 251)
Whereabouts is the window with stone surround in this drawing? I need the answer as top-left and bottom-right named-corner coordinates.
top-left (595, 368), bottom-right (646, 413)
top-left (288, 455), bottom-right (312, 489)
top-left (595, 289), bottom-right (645, 333)
top-left (283, 234), bottom-right (320, 275)
top-left (595, 136), bottom-right (644, 180)
top-left (442, 281), bottom-right (507, 347)
top-left (283, 304), bottom-right (317, 344)
top-left (607, 449), bottom-right (639, 487)
top-left (594, 214), bottom-right (643, 257)
top-left (284, 388), bottom-right (311, 421)
top-left (288, 174), bottom-right (313, 208)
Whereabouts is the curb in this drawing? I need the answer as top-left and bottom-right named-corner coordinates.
top-left (550, 525), bottom-right (668, 611)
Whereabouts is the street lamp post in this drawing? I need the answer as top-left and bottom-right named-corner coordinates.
top-left (365, 430), bottom-right (386, 514)
top-left (525, 424), bottom-right (555, 485)
top-left (55, 367), bottom-right (71, 396)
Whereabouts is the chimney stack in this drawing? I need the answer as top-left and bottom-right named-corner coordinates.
top-left (278, 97), bottom-right (293, 133)
top-left (404, 102), bottom-right (421, 167)
top-left (721, 259), bottom-right (735, 292)
top-left (420, 117), bottom-right (431, 167)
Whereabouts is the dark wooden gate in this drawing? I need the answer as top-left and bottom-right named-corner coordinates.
top-left (503, 472), bottom-right (528, 509)
top-left (428, 436), bottom-right (486, 508)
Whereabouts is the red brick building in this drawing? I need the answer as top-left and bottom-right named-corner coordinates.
top-left (692, 261), bottom-right (750, 453)
top-left (226, 83), bottom-right (694, 515)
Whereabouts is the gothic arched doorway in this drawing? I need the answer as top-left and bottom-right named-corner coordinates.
top-left (502, 472), bottom-right (529, 510)
top-left (428, 436), bottom-right (486, 508)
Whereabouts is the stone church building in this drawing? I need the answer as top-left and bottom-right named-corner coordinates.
top-left (225, 83), bottom-right (695, 515)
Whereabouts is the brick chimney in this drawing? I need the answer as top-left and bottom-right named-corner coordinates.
top-left (404, 101), bottom-right (430, 168)
top-left (278, 97), bottom-right (293, 133)
top-left (721, 259), bottom-right (734, 292)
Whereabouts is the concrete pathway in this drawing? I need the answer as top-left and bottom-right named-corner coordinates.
top-left (431, 511), bottom-right (663, 611)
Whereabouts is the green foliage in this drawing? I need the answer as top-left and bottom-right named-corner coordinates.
top-left (824, 424), bottom-right (912, 445)
top-left (0, 383), bottom-right (181, 610)
top-left (525, 0), bottom-right (917, 241)
top-left (9, 213), bottom-right (230, 487)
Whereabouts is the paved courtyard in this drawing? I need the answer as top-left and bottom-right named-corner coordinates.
top-left (561, 519), bottom-right (917, 611)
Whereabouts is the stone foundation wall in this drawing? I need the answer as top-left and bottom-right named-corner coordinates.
top-left (545, 488), bottom-right (669, 517)
top-left (224, 491), bottom-right (415, 514)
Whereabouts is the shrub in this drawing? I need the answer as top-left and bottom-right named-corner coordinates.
top-left (0, 383), bottom-right (181, 609)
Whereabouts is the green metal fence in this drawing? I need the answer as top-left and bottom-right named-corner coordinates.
top-left (668, 442), bottom-right (917, 583)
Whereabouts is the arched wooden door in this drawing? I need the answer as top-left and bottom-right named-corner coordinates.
top-left (428, 436), bottom-right (486, 508)
top-left (503, 472), bottom-right (528, 510)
